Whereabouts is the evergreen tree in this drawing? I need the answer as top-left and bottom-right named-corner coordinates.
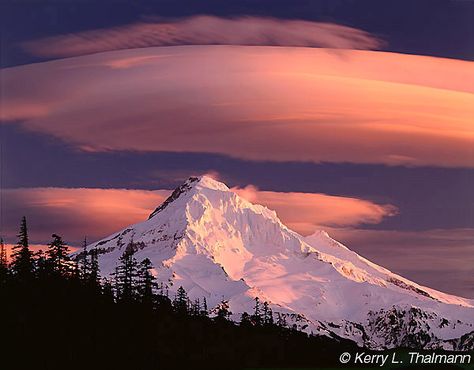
top-left (251, 297), bottom-right (263, 326)
top-left (88, 247), bottom-right (101, 289)
top-left (34, 249), bottom-right (49, 277)
top-left (71, 259), bottom-right (80, 281)
top-left (200, 296), bottom-right (208, 317)
top-left (102, 277), bottom-right (115, 301)
top-left (114, 246), bottom-right (139, 302)
top-left (276, 312), bottom-right (287, 328)
top-left (190, 299), bottom-right (201, 316)
top-left (155, 282), bottom-right (173, 312)
top-left (17, 216), bottom-right (28, 246)
top-left (263, 301), bottom-right (274, 325)
top-left (137, 258), bottom-right (157, 304)
top-left (10, 216), bottom-right (33, 279)
top-left (215, 299), bottom-right (232, 321)
top-left (47, 234), bottom-right (70, 275)
top-left (240, 312), bottom-right (252, 327)
top-left (173, 286), bottom-right (188, 315)
top-left (0, 237), bottom-right (6, 267)
top-left (79, 237), bottom-right (90, 280)
top-left (0, 237), bottom-right (8, 283)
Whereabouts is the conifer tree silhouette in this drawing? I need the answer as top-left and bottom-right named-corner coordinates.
top-left (174, 286), bottom-right (188, 315)
top-left (114, 243), bottom-right (139, 302)
top-left (47, 234), bottom-right (70, 275)
top-left (252, 297), bottom-right (263, 326)
top-left (0, 237), bottom-right (8, 283)
top-left (138, 257), bottom-right (157, 304)
top-left (10, 217), bottom-right (33, 279)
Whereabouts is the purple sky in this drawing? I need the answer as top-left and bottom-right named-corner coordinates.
top-left (0, 1), bottom-right (473, 298)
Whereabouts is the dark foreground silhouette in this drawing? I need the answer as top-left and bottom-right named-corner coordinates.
top-left (1, 218), bottom-right (471, 370)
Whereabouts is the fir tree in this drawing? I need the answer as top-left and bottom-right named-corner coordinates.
top-left (276, 312), bottom-right (287, 328)
top-left (240, 312), bottom-right (252, 327)
top-left (251, 297), bottom-right (263, 326)
top-left (155, 283), bottom-right (173, 312)
top-left (200, 296), bottom-right (208, 317)
top-left (10, 216), bottom-right (33, 279)
top-left (88, 247), bottom-right (101, 289)
top-left (190, 299), bottom-right (201, 316)
top-left (0, 237), bottom-right (8, 283)
top-left (263, 301), bottom-right (274, 325)
top-left (47, 234), bottom-right (70, 275)
top-left (215, 299), bottom-right (232, 321)
top-left (71, 259), bottom-right (80, 281)
top-left (102, 277), bottom-right (115, 301)
top-left (137, 258), bottom-right (157, 304)
top-left (114, 245), bottom-right (139, 302)
top-left (34, 249), bottom-right (49, 277)
top-left (173, 286), bottom-right (188, 315)
top-left (79, 237), bottom-right (90, 280)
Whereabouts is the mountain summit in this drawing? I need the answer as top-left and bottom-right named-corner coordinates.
top-left (83, 176), bottom-right (474, 350)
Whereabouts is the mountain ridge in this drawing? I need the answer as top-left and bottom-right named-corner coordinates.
top-left (80, 176), bottom-right (474, 350)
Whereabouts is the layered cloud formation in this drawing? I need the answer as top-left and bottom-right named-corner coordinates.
top-left (2, 186), bottom-right (394, 243)
top-left (2, 16), bottom-right (472, 297)
top-left (2, 188), bottom-right (169, 243)
top-left (4, 185), bottom-right (472, 297)
top-left (21, 16), bottom-right (382, 58)
top-left (233, 185), bottom-right (396, 235)
top-left (2, 46), bottom-right (473, 167)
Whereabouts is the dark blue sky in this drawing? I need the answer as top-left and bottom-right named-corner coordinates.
top-left (1, 0), bottom-right (473, 68)
top-left (2, 124), bottom-right (473, 232)
top-left (1, 0), bottom-right (473, 232)
top-left (1, 0), bottom-right (473, 234)
top-left (1, 0), bottom-right (473, 296)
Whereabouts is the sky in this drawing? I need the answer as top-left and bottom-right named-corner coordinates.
top-left (0, 0), bottom-right (473, 298)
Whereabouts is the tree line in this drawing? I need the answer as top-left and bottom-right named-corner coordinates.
top-left (0, 216), bottom-right (359, 370)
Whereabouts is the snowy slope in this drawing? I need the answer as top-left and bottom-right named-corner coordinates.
top-left (79, 176), bottom-right (474, 349)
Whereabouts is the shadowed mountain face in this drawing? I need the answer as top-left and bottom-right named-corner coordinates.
top-left (80, 176), bottom-right (474, 350)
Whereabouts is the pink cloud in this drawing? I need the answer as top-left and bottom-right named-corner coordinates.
top-left (22, 16), bottom-right (382, 58)
top-left (2, 186), bottom-right (471, 297)
top-left (234, 185), bottom-right (396, 235)
top-left (2, 46), bottom-right (473, 167)
top-left (1, 186), bottom-right (394, 244)
top-left (2, 188), bottom-right (171, 244)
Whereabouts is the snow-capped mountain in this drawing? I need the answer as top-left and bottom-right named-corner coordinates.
top-left (80, 176), bottom-right (474, 350)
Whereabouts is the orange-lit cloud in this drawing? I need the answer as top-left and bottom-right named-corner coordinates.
top-left (2, 188), bottom-right (170, 244)
top-left (234, 185), bottom-right (396, 235)
top-left (2, 186), bottom-right (471, 297)
top-left (1, 186), bottom-right (394, 244)
top-left (2, 46), bottom-right (473, 167)
top-left (22, 16), bottom-right (382, 58)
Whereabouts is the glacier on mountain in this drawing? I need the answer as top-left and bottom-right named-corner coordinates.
top-left (77, 176), bottom-right (474, 350)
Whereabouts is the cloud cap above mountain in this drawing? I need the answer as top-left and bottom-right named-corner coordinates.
top-left (2, 46), bottom-right (473, 167)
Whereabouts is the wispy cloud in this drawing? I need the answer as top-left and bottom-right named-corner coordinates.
top-left (2, 186), bottom-right (471, 297)
top-left (22, 16), bottom-right (382, 58)
top-left (2, 46), bottom-right (473, 167)
top-left (1, 186), bottom-right (394, 244)
top-left (1, 188), bottom-right (170, 244)
top-left (233, 185), bottom-right (396, 235)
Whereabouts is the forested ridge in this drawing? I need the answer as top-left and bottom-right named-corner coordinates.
top-left (0, 217), bottom-right (468, 370)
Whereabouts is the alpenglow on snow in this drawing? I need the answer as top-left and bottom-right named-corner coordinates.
top-left (77, 176), bottom-right (474, 350)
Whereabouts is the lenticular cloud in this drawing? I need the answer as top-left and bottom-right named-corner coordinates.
top-left (22, 15), bottom-right (382, 58)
